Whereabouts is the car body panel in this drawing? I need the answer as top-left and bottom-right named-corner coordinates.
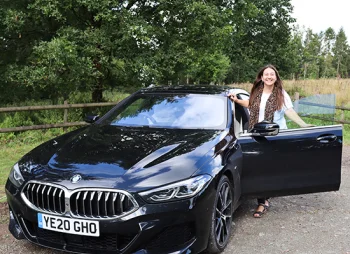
top-left (239, 125), bottom-right (342, 197)
top-left (19, 125), bottom-right (226, 192)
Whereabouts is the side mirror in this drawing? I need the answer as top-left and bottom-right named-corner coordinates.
top-left (250, 121), bottom-right (279, 136)
top-left (85, 115), bottom-right (100, 124)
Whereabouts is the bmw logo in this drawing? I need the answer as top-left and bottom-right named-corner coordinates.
top-left (70, 174), bottom-right (82, 184)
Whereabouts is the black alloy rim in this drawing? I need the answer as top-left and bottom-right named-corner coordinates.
top-left (215, 181), bottom-right (233, 246)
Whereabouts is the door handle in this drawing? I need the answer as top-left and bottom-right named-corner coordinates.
top-left (316, 134), bottom-right (337, 143)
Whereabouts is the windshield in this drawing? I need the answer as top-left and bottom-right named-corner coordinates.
top-left (100, 93), bottom-right (227, 129)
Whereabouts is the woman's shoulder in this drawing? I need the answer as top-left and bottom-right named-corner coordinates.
top-left (282, 89), bottom-right (291, 97)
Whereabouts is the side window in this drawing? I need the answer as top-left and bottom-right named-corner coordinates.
top-left (287, 94), bottom-right (336, 130)
top-left (236, 94), bottom-right (250, 132)
top-left (238, 94), bottom-right (249, 101)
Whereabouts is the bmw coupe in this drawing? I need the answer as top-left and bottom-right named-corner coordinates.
top-left (5, 86), bottom-right (342, 254)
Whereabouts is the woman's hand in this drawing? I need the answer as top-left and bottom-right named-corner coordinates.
top-left (227, 93), bottom-right (238, 102)
top-left (227, 92), bottom-right (249, 108)
top-left (300, 123), bottom-right (316, 128)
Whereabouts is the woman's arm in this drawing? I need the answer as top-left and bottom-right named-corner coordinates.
top-left (227, 93), bottom-right (249, 108)
top-left (285, 108), bottom-right (315, 128)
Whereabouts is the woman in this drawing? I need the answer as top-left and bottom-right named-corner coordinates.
top-left (228, 64), bottom-right (313, 218)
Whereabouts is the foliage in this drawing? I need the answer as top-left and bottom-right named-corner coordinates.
top-left (228, 0), bottom-right (296, 82)
top-left (0, 90), bottom-right (130, 143)
top-left (288, 27), bottom-right (350, 80)
top-left (1, 0), bottom-right (350, 105)
top-left (0, 0), bottom-right (235, 103)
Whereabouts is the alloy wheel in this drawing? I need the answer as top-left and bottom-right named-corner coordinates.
top-left (214, 181), bottom-right (233, 247)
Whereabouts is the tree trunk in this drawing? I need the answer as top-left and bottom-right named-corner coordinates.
top-left (92, 80), bottom-right (103, 102)
top-left (303, 63), bottom-right (308, 79)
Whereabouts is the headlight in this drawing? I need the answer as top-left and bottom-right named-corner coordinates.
top-left (8, 163), bottom-right (24, 188)
top-left (139, 175), bottom-right (212, 203)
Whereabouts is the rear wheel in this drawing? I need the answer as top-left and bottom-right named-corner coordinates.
top-left (207, 175), bottom-right (234, 253)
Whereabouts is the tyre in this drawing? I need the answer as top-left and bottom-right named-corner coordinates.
top-left (206, 175), bottom-right (234, 253)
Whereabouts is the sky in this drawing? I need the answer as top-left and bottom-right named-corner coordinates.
top-left (291, 0), bottom-right (350, 38)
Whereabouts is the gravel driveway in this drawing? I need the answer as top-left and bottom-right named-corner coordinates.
top-left (1, 146), bottom-right (349, 254)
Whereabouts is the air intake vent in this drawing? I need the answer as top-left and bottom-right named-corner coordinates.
top-left (70, 190), bottom-right (138, 218)
top-left (22, 183), bottom-right (66, 214)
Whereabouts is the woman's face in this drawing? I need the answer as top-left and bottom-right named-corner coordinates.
top-left (261, 67), bottom-right (277, 86)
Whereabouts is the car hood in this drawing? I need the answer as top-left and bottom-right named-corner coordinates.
top-left (20, 125), bottom-right (227, 192)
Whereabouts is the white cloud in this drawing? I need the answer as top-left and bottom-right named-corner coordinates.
top-left (291, 0), bottom-right (350, 39)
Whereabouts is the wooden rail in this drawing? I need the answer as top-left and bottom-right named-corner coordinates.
top-left (0, 101), bottom-right (119, 133)
top-left (0, 102), bottom-right (118, 113)
top-left (0, 93), bottom-right (349, 134)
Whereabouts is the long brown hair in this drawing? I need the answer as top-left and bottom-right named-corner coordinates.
top-left (249, 64), bottom-right (285, 110)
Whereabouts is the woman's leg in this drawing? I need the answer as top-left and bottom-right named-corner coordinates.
top-left (254, 197), bottom-right (270, 218)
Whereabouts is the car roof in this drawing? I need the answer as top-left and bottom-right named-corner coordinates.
top-left (139, 85), bottom-right (249, 95)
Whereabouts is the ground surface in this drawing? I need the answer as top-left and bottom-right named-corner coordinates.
top-left (0, 147), bottom-right (349, 254)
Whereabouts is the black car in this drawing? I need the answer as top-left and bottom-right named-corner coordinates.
top-left (5, 86), bottom-right (342, 254)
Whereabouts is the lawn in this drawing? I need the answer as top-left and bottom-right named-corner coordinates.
top-left (0, 141), bottom-right (44, 202)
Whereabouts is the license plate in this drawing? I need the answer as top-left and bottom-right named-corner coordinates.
top-left (37, 213), bottom-right (100, 237)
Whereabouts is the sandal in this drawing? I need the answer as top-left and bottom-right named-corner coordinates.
top-left (253, 200), bottom-right (270, 218)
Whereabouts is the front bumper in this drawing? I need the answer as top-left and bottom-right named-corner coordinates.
top-left (6, 180), bottom-right (216, 254)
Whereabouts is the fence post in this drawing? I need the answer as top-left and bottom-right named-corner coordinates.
top-left (340, 103), bottom-right (345, 123)
top-left (294, 92), bottom-right (300, 113)
top-left (63, 100), bottom-right (68, 131)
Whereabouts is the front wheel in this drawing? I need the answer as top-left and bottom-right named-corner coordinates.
top-left (207, 175), bottom-right (234, 253)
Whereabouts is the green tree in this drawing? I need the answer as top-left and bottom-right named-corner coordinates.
top-left (333, 27), bottom-right (350, 78)
top-left (0, 0), bottom-right (233, 103)
top-left (281, 28), bottom-right (304, 79)
top-left (320, 28), bottom-right (336, 78)
top-left (302, 28), bottom-right (322, 79)
top-left (227, 0), bottom-right (296, 82)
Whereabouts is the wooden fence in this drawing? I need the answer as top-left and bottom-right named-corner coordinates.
top-left (0, 101), bottom-right (118, 133)
top-left (0, 93), bottom-right (349, 134)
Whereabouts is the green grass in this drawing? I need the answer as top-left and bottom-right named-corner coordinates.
top-left (0, 136), bottom-right (58, 203)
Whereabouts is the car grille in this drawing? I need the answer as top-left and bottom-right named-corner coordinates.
top-left (70, 190), bottom-right (137, 218)
top-left (21, 182), bottom-right (139, 219)
top-left (22, 182), bottom-right (66, 214)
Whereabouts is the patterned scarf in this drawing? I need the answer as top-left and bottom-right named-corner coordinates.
top-left (248, 83), bottom-right (278, 131)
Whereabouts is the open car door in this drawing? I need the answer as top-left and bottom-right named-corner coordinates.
top-left (238, 125), bottom-right (342, 198)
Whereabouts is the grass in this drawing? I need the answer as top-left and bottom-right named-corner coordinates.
top-left (0, 132), bottom-right (63, 203)
top-left (0, 141), bottom-right (45, 202)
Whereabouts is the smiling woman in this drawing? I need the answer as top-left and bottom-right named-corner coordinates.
top-left (228, 64), bottom-right (315, 218)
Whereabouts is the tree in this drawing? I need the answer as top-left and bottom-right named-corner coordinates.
top-left (227, 0), bottom-right (296, 82)
top-left (320, 27), bottom-right (336, 78)
top-left (0, 0), bottom-right (233, 103)
top-left (280, 28), bottom-right (304, 79)
top-left (301, 28), bottom-right (322, 79)
top-left (333, 27), bottom-right (350, 78)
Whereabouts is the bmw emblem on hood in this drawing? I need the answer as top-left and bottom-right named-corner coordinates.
top-left (70, 174), bottom-right (82, 183)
